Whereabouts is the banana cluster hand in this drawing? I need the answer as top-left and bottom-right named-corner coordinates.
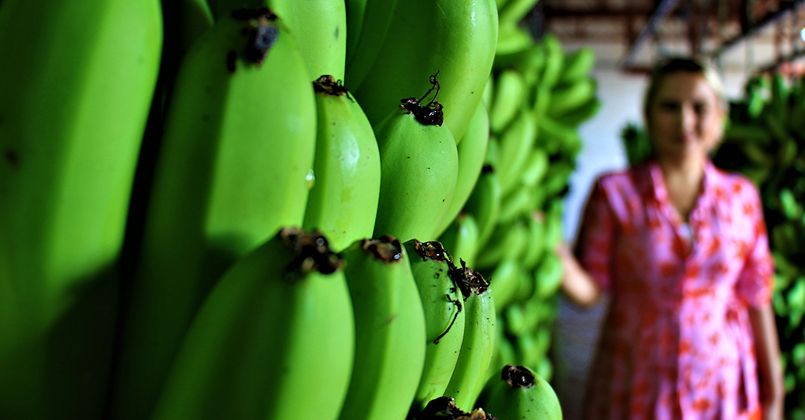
top-left (0, 0), bottom-right (598, 417)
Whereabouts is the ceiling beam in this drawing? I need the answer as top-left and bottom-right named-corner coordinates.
top-left (621, 0), bottom-right (683, 68)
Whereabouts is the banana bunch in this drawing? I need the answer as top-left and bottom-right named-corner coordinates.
top-left (0, 0), bottom-right (161, 418)
top-left (707, 72), bottom-right (805, 418)
top-left (1, 0), bottom-right (586, 416)
top-left (110, 10), bottom-right (317, 419)
top-left (439, 25), bottom-right (599, 388)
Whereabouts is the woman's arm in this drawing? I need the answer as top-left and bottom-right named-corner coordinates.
top-left (748, 304), bottom-right (784, 420)
top-left (557, 242), bottom-right (603, 308)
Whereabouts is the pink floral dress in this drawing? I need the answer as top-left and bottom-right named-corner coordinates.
top-left (576, 160), bottom-right (773, 420)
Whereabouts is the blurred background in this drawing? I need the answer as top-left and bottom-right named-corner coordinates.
top-left (525, 1), bottom-right (805, 418)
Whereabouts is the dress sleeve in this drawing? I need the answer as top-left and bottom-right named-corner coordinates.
top-left (735, 182), bottom-right (775, 308)
top-left (574, 177), bottom-right (616, 292)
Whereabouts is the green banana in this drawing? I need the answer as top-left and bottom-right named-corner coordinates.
top-left (520, 211), bottom-right (546, 270)
top-left (482, 74), bottom-right (495, 109)
top-left (344, 0), bottom-right (367, 67)
top-left (557, 46), bottom-right (595, 84)
top-left (353, 0), bottom-right (498, 142)
top-left (0, 0), bottom-right (161, 417)
top-left (404, 240), bottom-right (467, 407)
top-left (554, 94), bottom-right (602, 127)
top-left (160, 0), bottom-right (214, 90)
top-left (548, 77), bottom-right (596, 118)
top-left (464, 166), bottom-right (503, 247)
top-left (498, 187), bottom-right (535, 225)
top-left (535, 250), bottom-right (564, 299)
top-left (483, 365), bottom-right (562, 420)
top-left (475, 219), bottom-right (529, 270)
top-left (212, 0), bottom-right (346, 80)
top-left (110, 10), bottom-right (316, 420)
top-left (339, 236), bottom-right (427, 420)
top-left (444, 263), bottom-right (497, 411)
top-left (152, 228), bottom-right (353, 420)
top-left (487, 258), bottom-right (522, 310)
top-left (520, 148), bottom-right (549, 188)
top-left (495, 21), bottom-right (536, 60)
top-left (497, 109), bottom-right (538, 195)
top-left (372, 82), bottom-right (459, 242)
top-left (343, 0), bottom-right (400, 90)
top-left (490, 68), bottom-right (528, 134)
top-left (303, 75), bottom-right (381, 251)
top-left (439, 212), bottom-right (481, 268)
top-left (436, 101), bottom-right (491, 236)
top-left (536, 34), bottom-right (564, 91)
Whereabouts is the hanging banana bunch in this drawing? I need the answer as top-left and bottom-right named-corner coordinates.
top-left (110, 9), bottom-right (317, 420)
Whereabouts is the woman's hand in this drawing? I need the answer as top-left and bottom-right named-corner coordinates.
top-left (556, 241), bottom-right (602, 308)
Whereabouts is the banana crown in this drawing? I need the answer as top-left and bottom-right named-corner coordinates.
top-left (499, 364), bottom-right (536, 389)
top-left (277, 227), bottom-right (342, 277)
top-left (418, 396), bottom-right (498, 419)
top-left (449, 260), bottom-right (489, 299)
top-left (313, 74), bottom-right (350, 96)
top-left (358, 236), bottom-right (404, 263)
top-left (227, 8), bottom-right (281, 69)
top-left (401, 73), bottom-right (445, 126)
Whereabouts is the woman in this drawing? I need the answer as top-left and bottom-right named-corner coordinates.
top-left (559, 57), bottom-right (784, 419)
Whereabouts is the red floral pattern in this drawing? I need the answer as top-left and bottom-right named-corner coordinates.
top-left (576, 161), bottom-right (773, 419)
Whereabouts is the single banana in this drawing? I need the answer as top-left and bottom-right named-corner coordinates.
top-left (339, 236), bottom-right (427, 420)
top-left (343, 0), bottom-right (400, 89)
top-left (303, 75), bottom-right (381, 251)
top-left (548, 77), bottom-right (597, 118)
top-left (557, 46), bottom-right (596, 84)
top-left (483, 365), bottom-right (562, 420)
top-left (439, 213), bottom-right (481, 268)
top-left (110, 10), bottom-right (316, 420)
top-left (212, 0), bottom-right (346, 80)
top-left (463, 166), bottom-right (503, 247)
top-left (0, 0), bottom-right (161, 418)
top-left (494, 21), bottom-right (535, 59)
top-left (553, 94), bottom-right (602, 127)
top-left (520, 211), bottom-right (546, 271)
top-left (160, 0), bottom-right (214, 90)
top-left (152, 228), bottom-right (353, 420)
top-left (404, 240), bottom-right (467, 407)
top-left (353, 0), bottom-right (498, 142)
top-left (344, 0), bottom-right (368, 72)
top-left (372, 80), bottom-right (459, 242)
top-left (487, 258), bottom-right (522, 310)
top-left (536, 34), bottom-right (564, 92)
top-left (489, 68), bottom-right (528, 134)
top-left (520, 148), bottom-right (549, 188)
top-left (444, 262), bottom-right (498, 411)
top-left (497, 109), bottom-right (538, 195)
top-left (436, 101), bottom-right (490, 236)
top-left (535, 250), bottom-right (564, 299)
